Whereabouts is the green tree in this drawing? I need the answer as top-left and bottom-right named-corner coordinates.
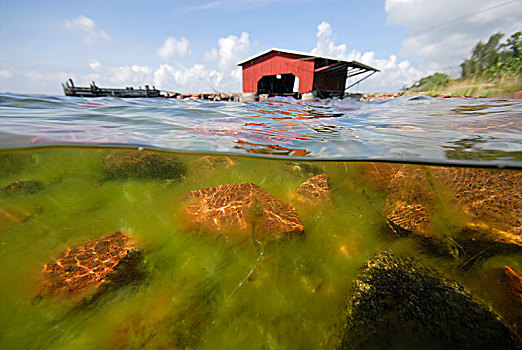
top-left (460, 32), bottom-right (504, 77)
top-left (406, 72), bottom-right (451, 91)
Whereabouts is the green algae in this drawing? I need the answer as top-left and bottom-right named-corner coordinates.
top-left (0, 148), bottom-right (519, 349)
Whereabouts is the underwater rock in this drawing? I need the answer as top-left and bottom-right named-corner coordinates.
top-left (1, 180), bottom-right (45, 196)
top-left (182, 182), bottom-right (304, 242)
top-left (296, 174), bottom-right (331, 202)
top-left (103, 150), bottom-right (186, 181)
top-left (338, 250), bottom-right (521, 350)
top-left (356, 162), bottom-right (399, 191)
top-left (385, 165), bottom-right (435, 236)
top-left (502, 266), bottom-right (522, 305)
top-left (283, 162), bottom-right (323, 178)
top-left (36, 231), bottom-right (142, 301)
top-left (0, 204), bottom-right (41, 229)
top-left (500, 266), bottom-right (522, 341)
top-left (384, 165), bottom-right (522, 261)
top-left (0, 152), bottom-right (34, 176)
top-left (191, 156), bottom-right (237, 170)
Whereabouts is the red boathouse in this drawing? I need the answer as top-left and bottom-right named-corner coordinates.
top-left (237, 48), bottom-right (379, 98)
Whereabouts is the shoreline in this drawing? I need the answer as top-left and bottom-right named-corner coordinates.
top-left (161, 90), bottom-right (522, 102)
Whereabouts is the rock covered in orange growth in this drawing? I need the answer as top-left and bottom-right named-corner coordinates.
top-left (37, 232), bottom-right (141, 300)
top-left (358, 162), bottom-right (400, 191)
top-left (500, 266), bottom-right (522, 341)
top-left (296, 174), bottom-right (331, 202)
top-left (384, 165), bottom-right (522, 247)
top-left (182, 182), bottom-right (304, 242)
top-left (502, 266), bottom-right (522, 304)
top-left (191, 156), bottom-right (236, 170)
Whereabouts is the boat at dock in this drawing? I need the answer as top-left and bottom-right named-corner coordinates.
top-left (62, 79), bottom-right (162, 98)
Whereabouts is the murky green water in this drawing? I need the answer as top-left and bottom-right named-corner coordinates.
top-left (0, 147), bottom-right (520, 349)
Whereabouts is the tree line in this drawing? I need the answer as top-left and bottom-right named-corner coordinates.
top-left (406, 31), bottom-right (521, 91)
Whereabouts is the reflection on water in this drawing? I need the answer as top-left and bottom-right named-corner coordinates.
top-left (0, 148), bottom-right (520, 349)
top-left (0, 94), bottom-right (521, 165)
top-left (444, 136), bottom-right (522, 161)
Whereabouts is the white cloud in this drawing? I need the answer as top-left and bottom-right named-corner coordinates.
top-left (311, 21), bottom-right (347, 58)
top-left (0, 69), bottom-right (12, 79)
top-left (64, 16), bottom-right (110, 45)
top-left (157, 37), bottom-right (192, 60)
top-left (25, 71), bottom-right (72, 87)
top-left (71, 31), bottom-right (251, 93)
top-left (385, 0), bottom-right (522, 68)
top-left (154, 64), bottom-right (226, 92)
top-left (152, 32), bottom-right (251, 92)
top-left (108, 65), bottom-right (153, 85)
top-left (211, 32), bottom-right (251, 71)
top-left (311, 21), bottom-right (426, 91)
top-left (89, 59), bottom-right (101, 71)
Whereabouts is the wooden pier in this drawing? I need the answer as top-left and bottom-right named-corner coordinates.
top-left (62, 79), bottom-right (162, 98)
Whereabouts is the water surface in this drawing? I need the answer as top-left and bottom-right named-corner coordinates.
top-left (1, 94), bottom-right (520, 165)
top-left (0, 94), bottom-right (521, 349)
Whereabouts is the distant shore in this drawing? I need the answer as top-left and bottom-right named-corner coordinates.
top-left (160, 90), bottom-right (522, 102)
top-left (360, 90), bottom-right (522, 101)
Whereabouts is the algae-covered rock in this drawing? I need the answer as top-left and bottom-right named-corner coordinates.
top-left (384, 166), bottom-right (522, 262)
top-left (339, 250), bottom-right (521, 350)
top-left (1, 180), bottom-right (45, 196)
top-left (0, 204), bottom-right (42, 230)
top-left (0, 152), bottom-right (34, 176)
top-left (103, 150), bottom-right (186, 181)
top-left (191, 156), bottom-right (237, 170)
top-left (36, 231), bottom-right (143, 302)
top-left (283, 162), bottom-right (323, 178)
top-left (356, 162), bottom-right (400, 191)
top-left (296, 174), bottom-right (331, 203)
top-left (182, 182), bottom-right (304, 243)
top-left (499, 266), bottom-right (522, 341)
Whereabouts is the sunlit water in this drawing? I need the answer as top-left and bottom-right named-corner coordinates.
top-left (0, 94), bottom-right (521, 349)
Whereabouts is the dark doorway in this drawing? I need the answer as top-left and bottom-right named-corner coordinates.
top-left (257, 74), bottom-right (296, 95)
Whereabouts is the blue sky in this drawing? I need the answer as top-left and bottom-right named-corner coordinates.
top-left (0, 0), bottom-right (520, 94)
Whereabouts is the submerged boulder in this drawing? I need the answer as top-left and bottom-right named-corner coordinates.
top-left (0, 204), bottom-right (41, 230)
top-left (384, 166), bottom-right (522, 261)
top-left (283, 162), bottom-right (323, 178)
top-left (103, 150), bottom-right (186, 181)
top-left (296, 174), bottom-right (331, 203)
top-left (1, 180), bottom-right (45, 196)
top-left (0, 152), bottom-right (34, 177)
top-left (36, 231), bottom-right (143, 302)
top-left (356, 162), bottom-right (400, 191)
top-left (190, 156), bottom-right (237, 170)
top-left (499, 266), bottom-right (522, 341)
top-left (182, 182), bottom-right (304, 243)
top-left (339, 250), bottom-right (521, 349)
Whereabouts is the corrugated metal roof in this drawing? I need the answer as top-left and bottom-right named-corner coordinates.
top-left (236, 48), bottom-right (379, 72)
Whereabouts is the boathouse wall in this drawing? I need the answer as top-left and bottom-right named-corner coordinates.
top-left (313, 72), bottom-right (347, 93)
top-left (241, 52), bottom-right (315, 94)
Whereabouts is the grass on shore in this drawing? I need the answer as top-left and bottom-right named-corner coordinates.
top-left (410, 74), bottom-right (521, 98)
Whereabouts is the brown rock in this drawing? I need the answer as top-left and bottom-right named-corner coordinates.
top-left (37, 232), bottom-right (142, 300)
top-left (1, 180), bottom-right (45, 196)
top-left (103, 150), bottom-right (186, 181)
top-left (282, 162), bottom-right (323, 178)
top-left (501, 266), bottom-right (522, 341)
top-left (182, 182), bottom-right (304, 242)
top-left (296, 174), bottom-right (331, 202)
top-left (503, 266), bottom-right (522, 304)
top-left (385, 165), bottom-right (435, 236)
top-left (357, 162), bottom-right (400, 191)
top-left (191, 156), bottom-right (236, 170)
top-left (384, 165), bottom-right (522, 262)
top-left (0, 205), bottom-right (40, 229)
